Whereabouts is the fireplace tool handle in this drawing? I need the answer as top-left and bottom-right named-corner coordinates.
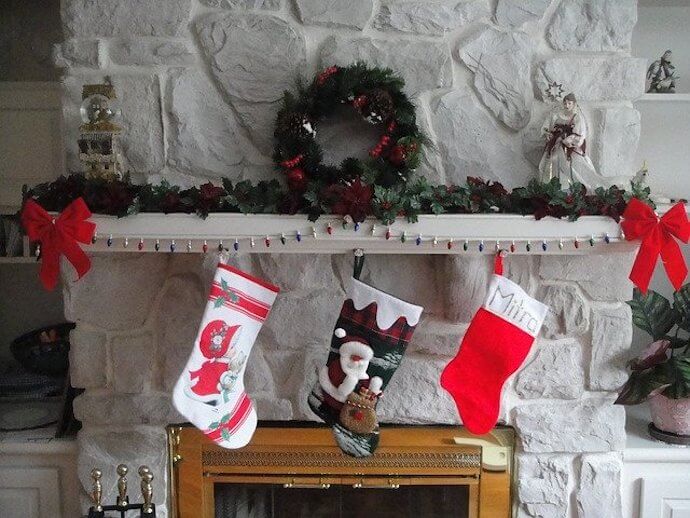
top-left (139, 465), bottom-right (155, 515)
top-left (116, 464), bottom-right (129, 508)
top-left (87, 468), bottom-right (105, 518)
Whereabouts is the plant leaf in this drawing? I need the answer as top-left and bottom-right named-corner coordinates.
top-left (208, 421), bottom-right (220, 429)
top-left (627, 288), bottom-right (675, 340)
top-left (665, 357), bottom-right (690, 399)
top-left (221, 428), bottom-right (232, 441)
top-left (220, 413), bottom-right (231, 425)
top-left (214, 297), bottom-right (225, 309)
top-left (664, 336), bottom-right (689, 349)
top-left (614, 366), bottom-right (672, 405)
top-left (221, 278), bottom-right (229, 291)
top-left (673, 284), bottom-right (690, 331)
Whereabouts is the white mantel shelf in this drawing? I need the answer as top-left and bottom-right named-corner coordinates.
top-left (84, 213), bottom-right (632, 255)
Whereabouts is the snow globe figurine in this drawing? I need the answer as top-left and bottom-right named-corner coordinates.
top-left (78, 79), bottom-right (123, 180)
top-left (538, 92), bottom-right (598, 189)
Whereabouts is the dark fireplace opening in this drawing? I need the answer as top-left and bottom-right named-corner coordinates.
top-left (214, 483), bottom-right (470, 518)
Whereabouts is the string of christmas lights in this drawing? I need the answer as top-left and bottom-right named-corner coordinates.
top-left (83, 218), bottom-right (623, 255)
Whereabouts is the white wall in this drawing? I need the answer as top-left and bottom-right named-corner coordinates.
top-left (634, 4), bottom-right (690, 94)
top-left (631, 1), bottom-right (690, 350)
top-left (633, 3), bottom-right (690, 198)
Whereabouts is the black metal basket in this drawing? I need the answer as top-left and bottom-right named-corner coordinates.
top-left (10, 323), bottom-right (75, 376)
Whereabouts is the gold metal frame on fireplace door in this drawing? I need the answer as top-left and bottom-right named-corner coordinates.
top-left (167, 424), bottom-right (515, 518)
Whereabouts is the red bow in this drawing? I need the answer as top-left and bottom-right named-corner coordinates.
top-left (621, 198), bottom-right (690, 293)
top-left (21, 198), bottom-right (96, 291)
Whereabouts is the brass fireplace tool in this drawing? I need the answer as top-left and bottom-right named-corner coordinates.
top-left (87, 464), bottom-right (156, 517)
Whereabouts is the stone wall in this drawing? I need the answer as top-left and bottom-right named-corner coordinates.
top-left (66, 250), bottom-right (634, 518)
top-left (56, 1), bottom-right (643, 517)
top-left (55, 0), bottom-right (644, 187)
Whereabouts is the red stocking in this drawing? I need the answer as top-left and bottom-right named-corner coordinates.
top-left (441, 254), bottom-right (548, 435)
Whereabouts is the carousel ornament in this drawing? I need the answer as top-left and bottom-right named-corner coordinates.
top-left (538, 92), bottom-right (598, 189)
top-left (78, 78), bottom-right (123, 180)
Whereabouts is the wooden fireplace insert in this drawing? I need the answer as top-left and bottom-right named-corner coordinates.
top-left (167, 423), bottom-right (514, 518)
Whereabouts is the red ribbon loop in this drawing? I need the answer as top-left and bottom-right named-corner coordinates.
top-left (621, 198), bottom-right (690, 293)
top-left (20, 197), bottom-right (96, 291)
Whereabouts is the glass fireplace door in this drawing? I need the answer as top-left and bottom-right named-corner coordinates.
top-left (214, 478), bottom-right (476, 518)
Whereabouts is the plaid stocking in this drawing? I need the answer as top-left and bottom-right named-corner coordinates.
top-left (308, 277), bottom-right (423, 457)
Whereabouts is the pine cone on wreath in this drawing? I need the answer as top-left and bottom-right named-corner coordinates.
top-left (276, 112), bottom-right (315, 139)
top-left (361, 88), bottom-right (394, 124)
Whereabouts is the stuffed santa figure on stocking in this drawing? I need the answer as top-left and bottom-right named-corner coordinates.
top-left (309, 277), bottom-right (423, 457)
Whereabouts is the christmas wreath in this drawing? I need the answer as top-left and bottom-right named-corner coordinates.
top-left (273, 63), bottom-right (426, 215)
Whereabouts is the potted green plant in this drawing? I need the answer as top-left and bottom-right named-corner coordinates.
top-left (615, 285), bottom-right (690, 442)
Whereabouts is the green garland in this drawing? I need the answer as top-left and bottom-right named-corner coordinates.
top-left (22, 173), bottom-right (653, 224)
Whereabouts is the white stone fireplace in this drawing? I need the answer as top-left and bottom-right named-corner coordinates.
top-left (54, 0), bottom-right (644, 516)
top-left (67, 244), bottom-right (634, 517)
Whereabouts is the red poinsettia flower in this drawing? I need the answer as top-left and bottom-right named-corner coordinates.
top-left (199, 182), bottom-right (225, 202)
top-left (84, 181), bottom-right (135, 215)
top-left (331, 178), bottom-right (373, 222)
top-left (160, 191), bottom-right (182, 213)
top-left (198, 182), bottom-right (226, 213)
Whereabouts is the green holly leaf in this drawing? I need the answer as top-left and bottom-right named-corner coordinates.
top-left (228, 291), bottom-right (239, 303)
top-left (221, 428), bottom-right (232, 441)
top-left (628, 289), bottom-right (675, 340)
top-left (221, 278), bottom-right (229, 291)
top-left (220, 413), bottom-right (231, 425)
top-left (214, 297), bottom-right (225, 309)
top-left (208, 421), bottom-right (220, 429)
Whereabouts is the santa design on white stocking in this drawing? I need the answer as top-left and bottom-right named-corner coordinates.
top-left (173, 263), bottom-right (279, 449)
top-left (185, 320), bottom-right (244, 404)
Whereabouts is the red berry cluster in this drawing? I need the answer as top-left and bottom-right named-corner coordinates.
top-left (369, 135), bottom-right (391, 158)
top-left (286, 168), bottom-right (307, 191)
top-left (368, 121), bottom-right (399, 159)
top-left (316, 66), bottom-right (338, 86)
top-left (390, 141), bottom-right (418, 166)
top-left (352, 95), bottom-right (368, 109)
top-left (280, 154), bottom-right (304, 169)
